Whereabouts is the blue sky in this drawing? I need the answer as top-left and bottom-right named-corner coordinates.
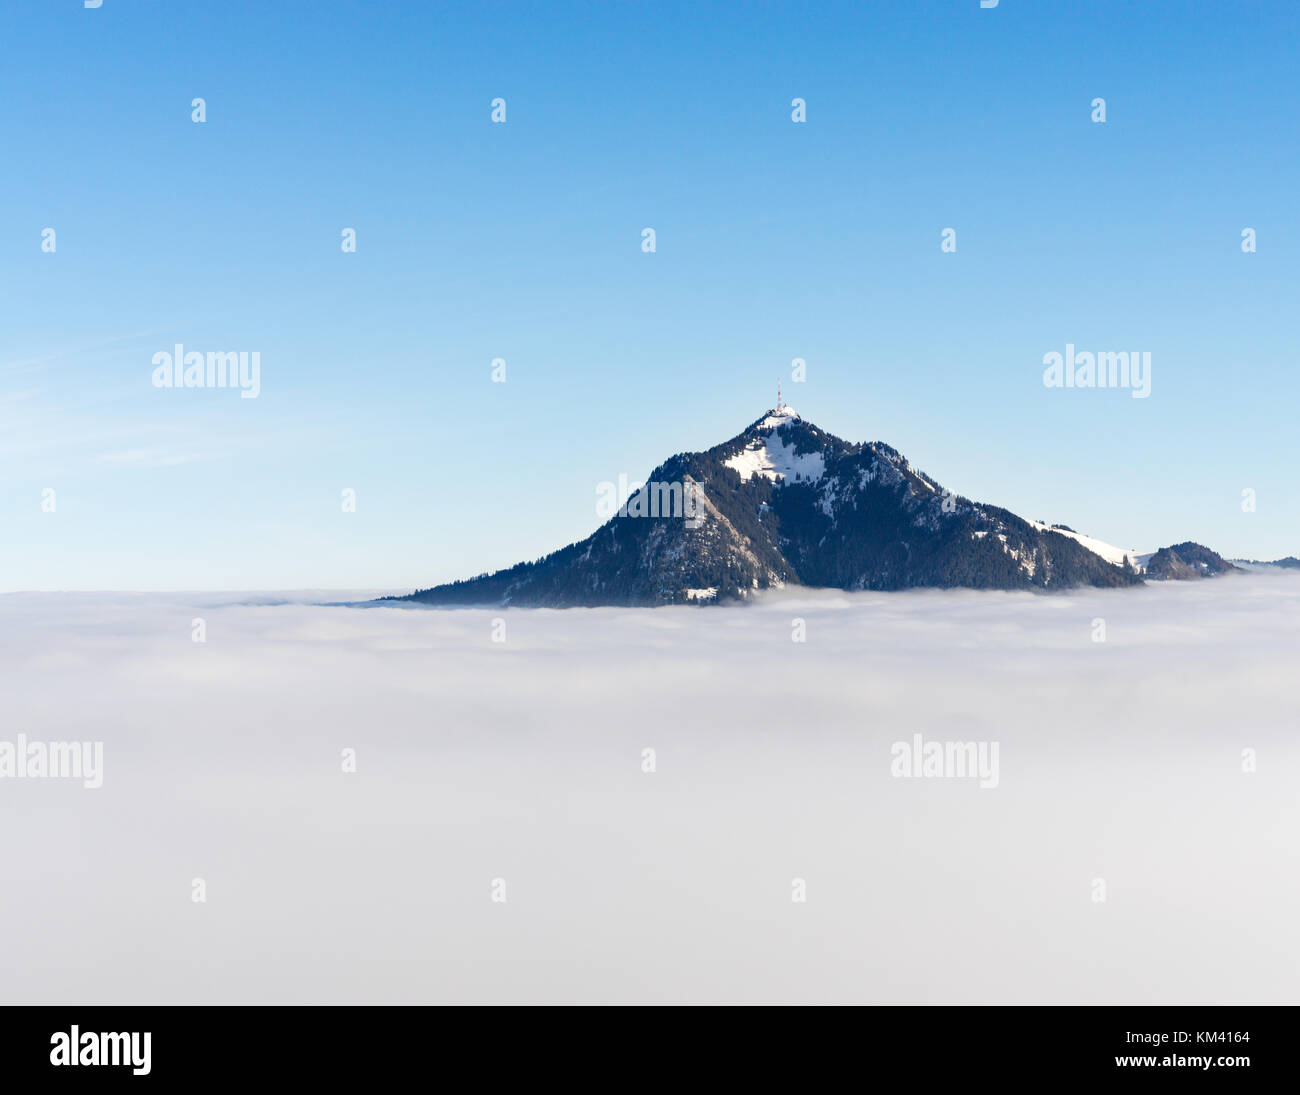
top-left (2, 0), bottom-right (1297, 591)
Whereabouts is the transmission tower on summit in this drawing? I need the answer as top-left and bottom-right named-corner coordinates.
top-left (777, 379), bottom-right (782, 413)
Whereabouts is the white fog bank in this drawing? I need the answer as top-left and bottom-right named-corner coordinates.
top-left (1, 574), bottom-right (1298, 1004)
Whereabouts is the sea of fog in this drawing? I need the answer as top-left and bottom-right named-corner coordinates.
top-left (2, 575), bottom-right (1298, 1004)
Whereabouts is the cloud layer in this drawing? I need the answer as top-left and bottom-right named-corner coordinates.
top-left (2, 575), bottom-right (1297, 1003)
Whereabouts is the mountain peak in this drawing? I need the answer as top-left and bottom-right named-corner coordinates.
top-left (390, 405), bottom-right (1217, 607)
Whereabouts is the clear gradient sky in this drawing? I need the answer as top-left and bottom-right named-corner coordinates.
top-left (2, 0), bottom-right (1298, 591)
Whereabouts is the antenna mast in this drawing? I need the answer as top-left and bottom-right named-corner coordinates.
top-left (777, 379), bottom-right (782, 412)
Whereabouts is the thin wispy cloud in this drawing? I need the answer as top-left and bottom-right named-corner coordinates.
top-left (0, 328), bottom-right (174, 374)
top-left (94, 449), bottom-right (202, 468)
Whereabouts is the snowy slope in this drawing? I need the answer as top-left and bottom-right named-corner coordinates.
top-left (724, 407), bottom-right (826, 484)
top-left (1030, 521), bottom-right (1143, 570)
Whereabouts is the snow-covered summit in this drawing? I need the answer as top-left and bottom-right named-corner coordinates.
top-left (726, 407), bottom-right (823, 483)
top-left (757, 405), bottom-right (800, 430)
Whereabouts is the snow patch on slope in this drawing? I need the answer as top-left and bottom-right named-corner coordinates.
top-left (726, 427), bottom-right (825, 484)
top-left (1030, 521), bottom-right (1142, 569)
